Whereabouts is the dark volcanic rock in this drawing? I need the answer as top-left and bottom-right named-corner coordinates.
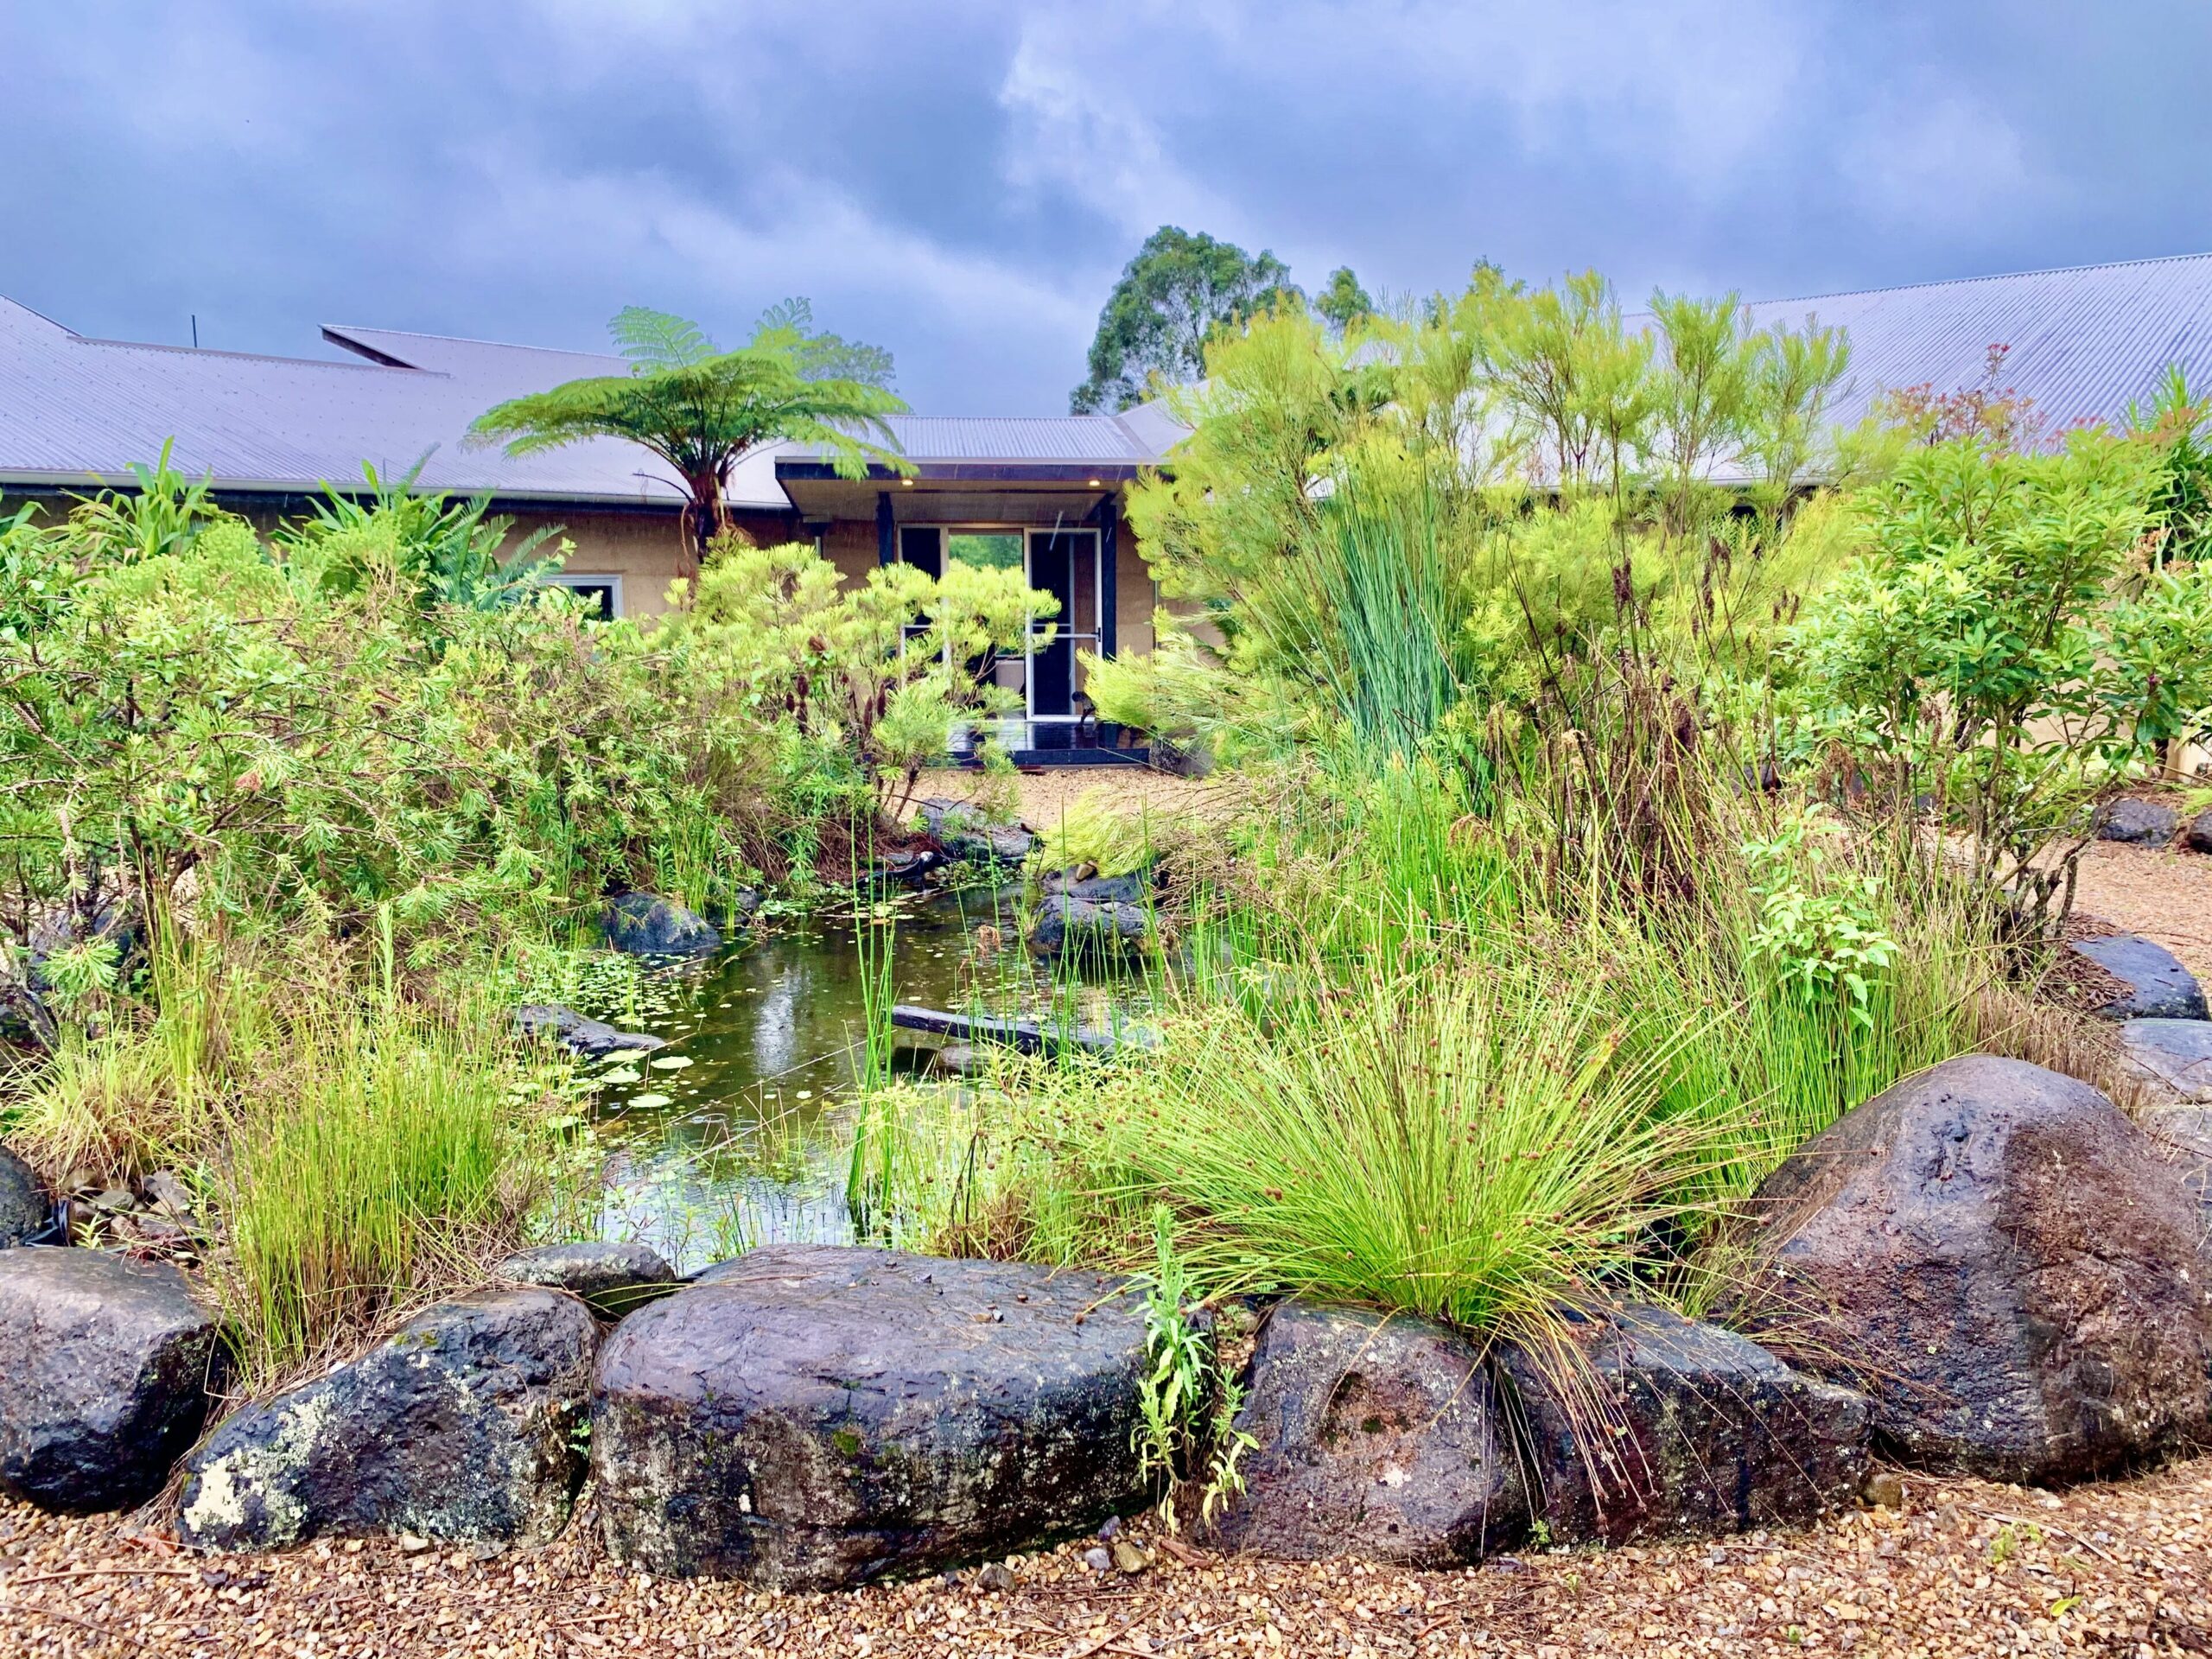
top-left (1040, 869), bottom-right (1150, 905)
top-left (2120, 1020), bottom-right (2212, 1104)
top-left (0, 1146), bottom-right (50, 1247)
top-left (496, 1241), bottom-right (677, 1319)
top-left (2188, 810), bottom-right (2212, 855)
top-left (2069, 935), bottom-right (2209, 1020)
top-left (513, 1004), bottom-right (665, 1059)
top-left (178, 1289), bottom-right (595, 1552)
top-left (917, 800), bottom-right (1036, 866)
top-left (1720, 1054), bottom-right (2212, 1484)
top-left (592, 1246), bottom-right (1152, 1586)
top-left (1498, 1306), bottom-right (1870, 1544)
top-left (1211, 1303), bottom-right (1527, 1567)
top-left (2095, 798), bottom-right (2180, 845)
top-left (1028, 895), bottom-right (1151, 954)
top-left (0, 1249), bottom-right (222, 1512)
top-left (601, 893), bottom-right (721, 958)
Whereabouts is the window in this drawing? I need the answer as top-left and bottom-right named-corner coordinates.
top-left (543, 574), bottom-right (621, 620)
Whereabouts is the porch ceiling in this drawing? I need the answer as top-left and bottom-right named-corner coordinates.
top-left (778, 470), bottom-right (1122, 524)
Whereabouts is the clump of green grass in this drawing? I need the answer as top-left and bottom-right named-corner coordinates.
top-left (216, 994), bottom-right (556, 1381)
top-left (1098, 957), bottom-right (1739, 1341)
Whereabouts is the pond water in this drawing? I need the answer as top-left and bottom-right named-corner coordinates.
top-left (563, 887), bottom-right (1150, 1272)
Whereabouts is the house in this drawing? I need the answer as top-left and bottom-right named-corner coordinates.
top-left (4, 250), bottom-right (2212, 746)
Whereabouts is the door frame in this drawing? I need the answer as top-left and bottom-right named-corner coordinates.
top-left (893, 523), bottom-right (1103, 723)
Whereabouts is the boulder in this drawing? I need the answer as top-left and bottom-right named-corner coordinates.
top-left (2067, 934), bottom-right (2209, 1021)
top-left (2188, 810), bottom-right (2212, 855)
top-left (1029, 895), bottom-right (1151, 954)
top-left (513, 1004), bottom-right (665, 1059)
top-left (865, 849), bottom-right (948, 887)
top-left (601, 893), bottom-right (721, 958)
top-left (0, 1146), bottom-right (51, 1247)
top-left (592, 1246), bottom-right (1152, 1586)
top-left (0, 1249), bottom-right (223, 1512)
top-left (1040, 869), bottom-right (1151, 905)
top-left (1721, 1054), bottom-right (2212, 1484)
top-left (178, 1289), bottom-right (595, 1553)
top-left (1497, 1306), bottom-right (1870, 1545)
top-left (917, 800), bottom-right (1036, 867)
top-left (2120, 1020), bottom-right (2212, 1105)
top-left (495, 1241), bottom-right (677, 1319)
top-left (2139, 1104), bottom-right (2212, 1228)
top-left (2094, 798), bottom-right (2180, 845)
top-left (1211, 1303), bottom-right (1526, 1567)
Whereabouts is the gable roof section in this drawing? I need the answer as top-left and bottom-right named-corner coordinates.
top-left (1704, 252), bottom-right (2212, 435)
top-left (8, 253), bottom-right (2212, 511)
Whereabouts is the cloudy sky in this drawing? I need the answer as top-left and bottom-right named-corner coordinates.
top-left (8, 1), bottom-right (2209, 414)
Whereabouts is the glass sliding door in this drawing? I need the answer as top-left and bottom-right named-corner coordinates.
top-left (1027, 527), bottom-right (1099, 720)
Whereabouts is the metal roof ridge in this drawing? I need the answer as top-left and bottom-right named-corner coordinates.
top-left (321, 321), bottom-right (625, 359)
top-left (1742, 250), bottom-right (2212, 312)
top-left (67, 332), bottom-right (428, 373)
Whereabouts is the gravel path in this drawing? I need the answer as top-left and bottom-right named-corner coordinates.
top-left (2072, 841), bottom-right (2212, 984)
top-left (4, 1459), bottom-right (2209, 1657)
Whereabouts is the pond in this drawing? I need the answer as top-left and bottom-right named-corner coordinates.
top-left (562, 886), bottom-right (1152, 1271)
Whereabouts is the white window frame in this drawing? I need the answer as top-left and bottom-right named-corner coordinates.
top-left (543, 572), bottom-right (624, 619)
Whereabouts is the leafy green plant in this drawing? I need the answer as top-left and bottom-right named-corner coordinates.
top-left (1128, 1207), bottom-right (1255, 1532)
top-left (1740, 810), bottom-right (1901, 1029)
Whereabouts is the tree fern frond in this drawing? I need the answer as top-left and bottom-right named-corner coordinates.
top-left (609, 307), bottom-right (718, 372)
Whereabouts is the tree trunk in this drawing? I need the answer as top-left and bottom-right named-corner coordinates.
top-left (678, 470), bottom-right (728, 582)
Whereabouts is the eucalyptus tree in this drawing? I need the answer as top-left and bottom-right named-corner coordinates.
top-left (471, 301), bottom-right (909, 575)
top-left (1070, 226), bottom-right (1299, 413)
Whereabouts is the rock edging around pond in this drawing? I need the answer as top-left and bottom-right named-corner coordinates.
top-left (10, 1052), bottom-right (2212, 1583)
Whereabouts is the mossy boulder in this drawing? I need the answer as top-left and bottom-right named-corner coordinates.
top-left (591, 1246), bottom-right (1152, 1586)
top-left (601, 893), bottom-right (721, 958)
top-left (178, 1289), bottom-right (596, 1552)
top-left (0, 1147), bottom-right (49, 1247)
top-left (1211, 1302), bottom-right (1527, 1567)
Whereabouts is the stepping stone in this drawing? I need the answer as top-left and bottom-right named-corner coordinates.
top-left (514, 1005), bottom-right (665, 1058)
top-left (2068, 934), bottom-right (2209, 1020)
top-left (2120, 1020), bottom-right (2212, 1104)
top-left (496, 1240), bottom-right (678, 1318)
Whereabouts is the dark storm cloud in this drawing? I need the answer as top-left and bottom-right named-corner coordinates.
top-left (5, 0), bottom-right (2209, 413)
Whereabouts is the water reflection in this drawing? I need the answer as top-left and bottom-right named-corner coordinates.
top-left (566, 887), bottom-right (1148, 1271)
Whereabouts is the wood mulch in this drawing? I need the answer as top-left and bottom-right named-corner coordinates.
top-left (3, 1457), bottom-right (2210, 1657)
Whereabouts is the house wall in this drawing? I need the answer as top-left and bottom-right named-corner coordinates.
top-left (501, 505), bottom-right (798, 617)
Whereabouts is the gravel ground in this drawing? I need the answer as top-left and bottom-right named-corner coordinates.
top-left (2070, 841), bottom-right (2212, 985)
top-left (4, 1459), bottom-right (2210, 1658)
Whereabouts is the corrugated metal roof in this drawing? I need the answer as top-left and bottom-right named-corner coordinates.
top-left (9, 253), bottom-right (2212, 510)
top-left (0, 308), bottom-right (1178, 508)
top-left (1656, 251), bottom-right (2212, 435)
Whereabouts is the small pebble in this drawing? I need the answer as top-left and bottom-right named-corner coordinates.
top-left (1863, 1470), bottom-right (1906, 1510)
top-left (1082, 1546), bottom-right (1112, 1573)
top-left (974, 1561), bottom-right (1015, 1592)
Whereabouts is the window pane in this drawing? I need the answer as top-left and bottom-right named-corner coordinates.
top-left (946, 531), bottom-right (1022, 570)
